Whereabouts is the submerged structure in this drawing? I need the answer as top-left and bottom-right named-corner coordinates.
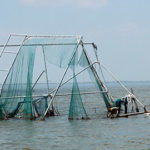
top-left (0, 34), bottom-right (148, 120)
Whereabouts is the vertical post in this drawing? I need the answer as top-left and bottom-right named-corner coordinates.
top-left (41, 38), bottom-right (82, 119)
top-left (131, 88), bottom-right (139, 112)
top-left (42, 46), bottom-right (50, 93)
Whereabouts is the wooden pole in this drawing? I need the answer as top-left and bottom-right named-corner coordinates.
top-left (118, 111), bottom-right (150, 118)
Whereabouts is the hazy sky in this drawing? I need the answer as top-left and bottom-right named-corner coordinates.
top-left (0, 0), bottom-right (150, 81)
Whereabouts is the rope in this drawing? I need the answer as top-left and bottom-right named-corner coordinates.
top-left (100, 63), bottom-right (146, 108)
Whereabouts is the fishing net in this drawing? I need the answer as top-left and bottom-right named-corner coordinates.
top-left (68, 51), bottom-right (89, 120)
top-left (0, 36), bottom-right (82, 119)
top-left (68, 76), bottom-right (89, 119)
top-left (67, 45), bottom-right (114, 119)
top-left (0, 38), bottom-right (36, 119)
top-left (0, 35), bottom-right (112, 120)
top-left (78, 50), bottom-right (113, 109)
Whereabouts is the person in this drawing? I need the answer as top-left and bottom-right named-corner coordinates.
top-left (114, 98), bottom-right (123, 113)
top-left (114, 97), bottom-right (128, 114)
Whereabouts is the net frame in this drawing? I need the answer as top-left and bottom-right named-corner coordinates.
top-left (0, 34), bottom-right (112, 120)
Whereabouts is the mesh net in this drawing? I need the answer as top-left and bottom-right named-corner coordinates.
top-left (0, 36), bottom-right (81, 119)
top-left (0, 39), bottom-right (36, 119)
top-left (78, 51), bottom-right (113, 109)
top-left (68, 51), bottom-right (89, 120)
top-left (0, 35), bottom-right (112, 120)
top-left (68, 77), bottom-right (89, 119)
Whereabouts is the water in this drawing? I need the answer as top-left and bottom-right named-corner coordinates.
top-left (1, 81), bottom-right (150, 150)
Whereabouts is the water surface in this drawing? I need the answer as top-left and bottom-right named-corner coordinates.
top-left (0, 81), bottom-right (150, 150)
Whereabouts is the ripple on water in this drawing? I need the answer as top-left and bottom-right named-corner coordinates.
top-left (1, 82), bottom-right (150, 149)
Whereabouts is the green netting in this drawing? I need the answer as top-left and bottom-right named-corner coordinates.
top-left (0, 36), bottom-right (80, 119)
top-left (43, 38), bottom-right (78, 68)
top-left (20, 37), bottom-right (79, 68)
top-left (0, 39), bottom-right (36, 119)
top-left (68, 77), bottom-right (89, 120)
top-left (23, 50), bottom-right (35, 119)
top-left (68, 47), bottom-right (112, 119)
top-left (68, 51), bottom-right (89, 120)
top-left (0, 35), bottom-right (112, 120)
top-left (32, 96), bottom-right (49, 117)
top-left (78, 51), bottom-right (113, 109)
top-left (0, 104), bottom-right (5, 119)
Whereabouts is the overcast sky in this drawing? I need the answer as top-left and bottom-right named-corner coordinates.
top-left (0, 0), bottom-right (150, 81)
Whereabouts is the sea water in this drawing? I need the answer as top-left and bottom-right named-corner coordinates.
top-left (0, 81), bottom-right (150, 150)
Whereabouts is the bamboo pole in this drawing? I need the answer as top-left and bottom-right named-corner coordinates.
top-left (0, 42), bottom-right (94, 48)
top-left (118, 111), bottom-right (150, 117)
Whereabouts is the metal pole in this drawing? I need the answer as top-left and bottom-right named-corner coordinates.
top-left (41, 38), bottom-right (82, 119)
top-left (32, 70), bottom-right (45, 91)
top-left (0, 42), bottom-right (94, 48)
top-left (3, 51), bottom-right (17, 54)
top-left (91, 44), bottom-right (114, 101)
top-left (0, 62), bottom-right (107, 98)
top-left (10, 34), bottom-right (82, 39)
top-left (101, 64), bottom-right (145, 108)
top-left (0, 36), bottom-right (29, 95)
top-left (42, 61), bottom-right (71, 119)
top-left (54, 91), bottom-right (108, 96)
top-left (0, 90), bottom-right (108, 99)
top-left (10, 34), bottom-right (28, 37)
top-left (42, 46), bottom-right (50, 93)
top-left (0, 34), bottom-right (11, 57)
top-left (80, 41), bottom-right (113, 107)
top-left (81, 42), bottom-right (108, 92)
top-left (81, 42), bottom-right (106, 89)
top-left (0, 62), bottom-right (108, 99)
top-left (48, 62), bottom-right (107, 95)
top-left (131, 88), bottom-right (139, 112)
top-left (92, 43), bottom-right (108, 88)
top-left (0, 69), bottom-right (8, 72)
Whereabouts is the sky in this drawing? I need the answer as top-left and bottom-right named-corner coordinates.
top-left (0, 0), bottom-right (150, 81)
